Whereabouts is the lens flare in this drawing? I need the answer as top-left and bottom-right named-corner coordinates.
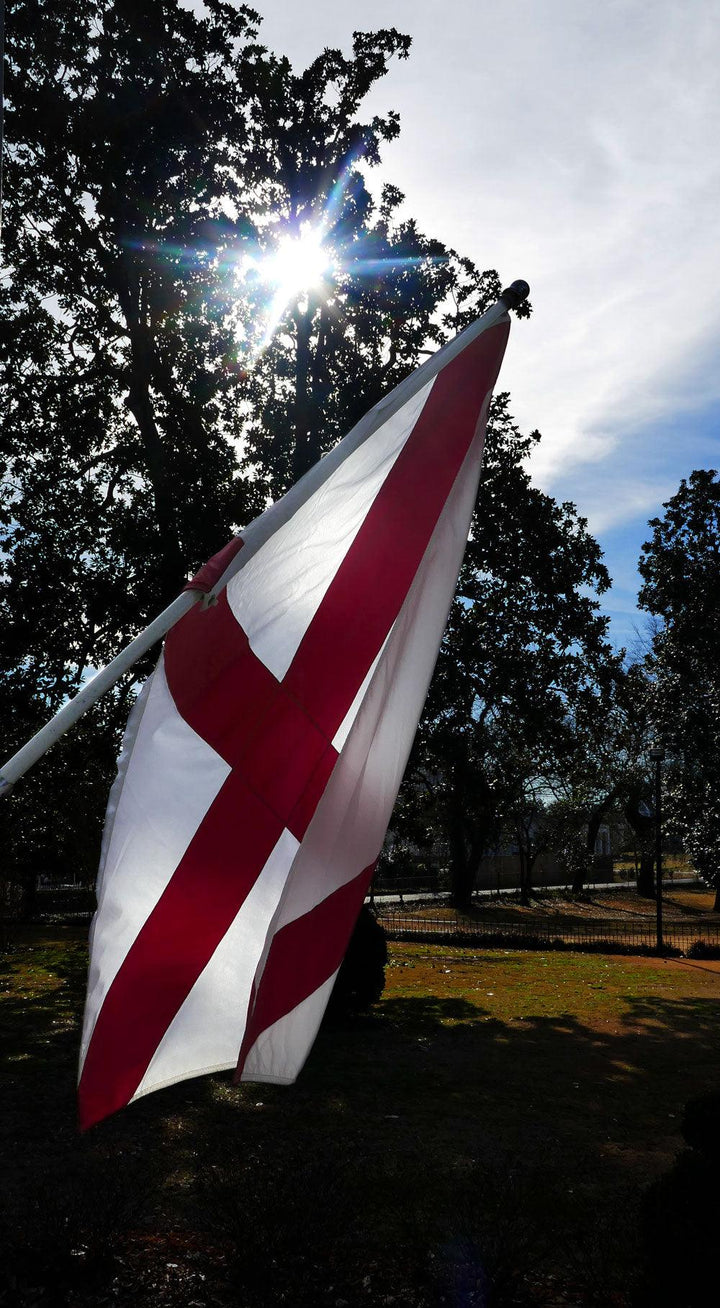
top-left (246, 223), bottom-right (336, 358)
top-left (264, 225), bottom-right (333, 302)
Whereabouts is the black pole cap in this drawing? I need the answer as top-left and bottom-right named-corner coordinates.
top-left (499, 280), bottom-right (530, 310)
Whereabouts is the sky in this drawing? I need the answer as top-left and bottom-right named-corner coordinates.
top-left (254, 0), bottom-right (720, 651)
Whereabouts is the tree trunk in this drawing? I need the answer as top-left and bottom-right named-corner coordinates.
top-left (575, 809), bottom-right (603, 894)
top-left (451, 867), bottom-right (476, 913)
top-left (446, 758), bottom-right (477, 912)
top-left (637, 852), bottom-right (655, 898)
top-left (714, 886), bottom-right (720, 912)
top-left (291, 307), bottom-right (313, 483)
top-left (519, 848), bottom-right (532, 907)
top-left (125, 368), bottom-right (185, 591)
top-left (17, 863), bottom-right (38, 922)
top-left (114, 254), bottom-right (186, 598)
top-left (571, 854), bottom-right (592, 896)
top-left (450, 840), bottom-right (476, 912)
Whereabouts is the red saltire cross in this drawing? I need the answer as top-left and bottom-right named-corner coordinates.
top-left (78, 323), bottom-right (508, 1128)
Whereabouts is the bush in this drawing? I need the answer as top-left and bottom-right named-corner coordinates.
top-left (686, 940), bottom-right (720, 959)
top-left (326, 906), bottom-right (388, 1017)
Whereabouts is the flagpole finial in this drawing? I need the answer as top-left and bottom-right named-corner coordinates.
top-left (500, 280), bottom-right (530, 309)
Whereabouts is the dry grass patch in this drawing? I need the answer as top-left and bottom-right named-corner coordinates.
top-left (391, 884), bottom-right (720, 927)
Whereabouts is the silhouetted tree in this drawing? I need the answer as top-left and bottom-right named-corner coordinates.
top-left (1, 5), bottom-right (451, 894)
top-left (639, 469), bottom-right (720, 908)
top-left (554, 662), bottom-right (656, 896)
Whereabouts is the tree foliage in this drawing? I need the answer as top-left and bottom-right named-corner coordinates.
top-left (639, 469), bottom-right (720, 906)
top-left (2, 2), bottom-right (618, 922)
top-left (2, 3), bottom-right (507, 716)
top-left (390, 398), bottom-right (623, 907)
top-left (1, 4), bottom-right (443, 883)
top-left (229, 32), bottom-right (524, 495)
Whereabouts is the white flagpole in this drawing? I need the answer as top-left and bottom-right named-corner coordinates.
top-left (0, 590), bottom-right (199, 796)
top-left (0, 281), bottom-right (529, 798)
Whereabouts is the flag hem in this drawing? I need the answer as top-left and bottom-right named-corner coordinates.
top-left (129, 1059), bottom-right (238, 1102)
top-left (238, 1072), bottom-right (297, 1085)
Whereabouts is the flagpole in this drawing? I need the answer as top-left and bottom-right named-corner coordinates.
top-left (0, 281), bottom-right (529, 798)
top-left (0, 590), bottom-right (200, 796)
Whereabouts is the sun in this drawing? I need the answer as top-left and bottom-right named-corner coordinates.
top-left (242, 222), bottom-right (336, 358)
top-left (263, 224), bottom-right (334, 304)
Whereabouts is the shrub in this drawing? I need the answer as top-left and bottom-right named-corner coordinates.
top-left (326, 906), bottom-right (388, 1017)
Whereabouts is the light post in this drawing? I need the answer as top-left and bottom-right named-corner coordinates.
top-left (649, 745), bottom-right (665, 953)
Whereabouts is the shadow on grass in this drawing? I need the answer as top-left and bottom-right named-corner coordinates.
top-left (3, 946), bottom-right (720, 1306)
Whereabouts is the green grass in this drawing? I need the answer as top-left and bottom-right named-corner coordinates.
top-left (2, 929), bottom-right (720, 1306)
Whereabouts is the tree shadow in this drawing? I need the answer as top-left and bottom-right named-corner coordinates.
top-left (178, 987), bottom-right (720, 1306)
top-left (3, 954), bottom-right (720, 1306)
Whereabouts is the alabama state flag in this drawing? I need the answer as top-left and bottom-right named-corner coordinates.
top-left (78, 292), bottom-right (516, 1128)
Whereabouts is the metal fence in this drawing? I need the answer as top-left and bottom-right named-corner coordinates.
top-left (372, 873), bottom-right (441, 898)
top-left (378, 911), bottom-right (720, 955)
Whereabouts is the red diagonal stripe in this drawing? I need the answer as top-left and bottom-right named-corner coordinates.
top-left (236, 862), bottom-right (375, 1078)
top-left (284, 323), bottom-right (508, 734)
top-left (78, 772), bottom-right (283, 1129)
top-left (232, 325), bottom-right (508, 1069)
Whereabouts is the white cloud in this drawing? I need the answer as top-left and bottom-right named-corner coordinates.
top-left (575, 476), bottom-right (677, 538)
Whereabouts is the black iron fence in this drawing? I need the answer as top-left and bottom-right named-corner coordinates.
top-left (11, 888), bottom-right (720, 957)
top-left (379, 911), bottom-right (720, 955)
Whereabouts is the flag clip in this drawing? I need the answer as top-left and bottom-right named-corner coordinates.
top-left (200, 592), bottom-right (219, 611)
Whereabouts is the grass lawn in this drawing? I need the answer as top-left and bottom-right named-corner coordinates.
top-left (2, 927), bottom-right (720, 1306)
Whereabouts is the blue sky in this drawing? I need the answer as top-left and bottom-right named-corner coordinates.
top-left (542, 387), bottom-right (719, 659)
top-left (559, 401), bottom-right (720, 653)
top-left (255, 0), bottom-right (720, 651)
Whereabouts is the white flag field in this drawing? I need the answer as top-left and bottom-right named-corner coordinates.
top-left (77, 295), bottom-right (514, 1129)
